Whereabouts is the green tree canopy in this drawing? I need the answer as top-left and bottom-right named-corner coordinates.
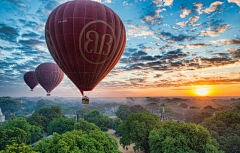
top-left (0, 127), bottom-right (27, 150)
top-left (47, 117), bottom-right (76, 135)
top-left (0, 97), bottom-right (21, 113)
top-left (76, 108), bottom-right (89, 121)
top-left (33, 129), bottom-right (122, 153)
top-left (75, 118), bottom-right (100, 134)
top-left (3, 117), bottom-right (42, 144)
top-left (185, 111), bottom-right (213, 124)
top-left (129, 105), bottom-right (150, 113)
top-left (201, 111), bottom-right (240, 153)
top-left (27, 105), bottom-right (63, 131)
top-left (115, 105), bottom-right (131, 121)
top-left (83, 109), bottom-right (110, 132)
top-left (149, 121), bottom-right (223, 153)
top-left (112, 117), bottom-right (123, 136)
top-left (0, 143), bottom-right (36, 153)
top-left (120, 112), bottom-right (160, 153)
top-left (35, 99), bottom-right (47, 110)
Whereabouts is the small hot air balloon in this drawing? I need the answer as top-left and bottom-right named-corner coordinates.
top-left (24, 71), bottom-right (39, 91)
top-left (35, 62), bottom-right (64, 96)
top-left (45, 0), bottom-right (126, 101)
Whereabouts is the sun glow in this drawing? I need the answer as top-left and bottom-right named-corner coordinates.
top-left (195, 88), bottom-right (209, 96)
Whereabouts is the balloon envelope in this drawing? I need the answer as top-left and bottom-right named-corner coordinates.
top-left (45, 0), bottom-right (126, 95)
top-left (24, 71), bottom-right (39, 91)
top-left (35, 62), bottom-right (64, 95)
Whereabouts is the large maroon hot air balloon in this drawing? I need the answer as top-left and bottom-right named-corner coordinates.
top-left (45, 0), bottom-right (126, 96)
top-left (24, 71), bottom-right (39, 91)
top-left (35, 63), bottom-right (64, 96)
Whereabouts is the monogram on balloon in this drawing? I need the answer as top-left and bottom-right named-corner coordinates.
top-left (79, 20), bottom-right (117, 64)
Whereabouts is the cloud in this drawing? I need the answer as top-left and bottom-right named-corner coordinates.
top-left (189, 16), bottom-right (199, 24)
top-left (203, 1), bottom-right (224, 14)
top-left (21, 32), bottom-right (40, 39)
top-left (194, 3), bottom-right (203, 15)
top-left (167, 34), bottom-right (195, 42)
top-left (154, 74), bottom-right (162, 78)
top-left (176, 21), bottom-right (187, 27)
top-left (141, 9), bottom-right (165, 25)
top-left (0, 23), bottom-right (19, 43)
top-left (228, 48), bottom-right (240, 58)
top-left (18, 39), bottom-right (44, 46)
top-left (224, 39), bottom-right (240, 45)
top-left (180, 9), bottom-right (192, 18)
top-left (159, 44), bottom-right (175, 50)
top-left (163, 0), bottom-right (174, 6)
top-left (18, 19), bottom-right (39, 30)
top-left (45, 1), bottom-right (60, 11)
top-left (152, 0), bottom-right (174, 7)
top-left (228, 0), bottom-right (240, 7)
top-left (127, 25), bottom-right (156, 37)
top-left (188, 43), bottom-right (211, 49)
top-left (200, 24), bottom-right (230, 37)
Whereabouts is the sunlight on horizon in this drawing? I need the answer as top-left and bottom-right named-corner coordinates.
top-left (195, 88), bottom-right (210, 96)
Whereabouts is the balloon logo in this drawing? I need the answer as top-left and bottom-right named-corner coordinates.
top-left (35, 63), bottom-right (64, 96)
top-left (24, 71), bottom-right (39, 91)
top-left (45, 0), bottom-right (126, 96)
top-left (79, 20), bottom-right (117, 64)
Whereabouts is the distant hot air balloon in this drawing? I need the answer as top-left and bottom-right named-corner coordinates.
top-left (35, 62), bottom-right (64, 96)
top-left (24, 71), bottom-right (39, 91)
top-left (45, 0), bottom-right (126, 97)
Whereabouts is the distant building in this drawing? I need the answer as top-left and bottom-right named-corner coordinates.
top-left (0, 108), bottom-right (5, 123)
top-left (160, 104), bottom-right (168, 122)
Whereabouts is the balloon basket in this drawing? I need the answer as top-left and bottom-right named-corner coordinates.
top-left (31, 89), bottom-right (33, 91)
top-left (47, 94), bottom-right (50, 96)
top-left (82, 100), bottom-right (89, 104)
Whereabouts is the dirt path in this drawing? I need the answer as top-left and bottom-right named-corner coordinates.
top-left (107, 129), bottom-right (144, 153)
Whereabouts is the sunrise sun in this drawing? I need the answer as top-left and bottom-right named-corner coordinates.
top-left (195, 88), bottom-right (209, 96)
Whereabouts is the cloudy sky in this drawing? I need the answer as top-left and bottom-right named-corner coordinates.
top-left (1, 0), bottom-right (240, 97)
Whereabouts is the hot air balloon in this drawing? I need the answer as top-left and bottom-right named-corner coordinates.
top-left (35, 62), bottom-right (64, 96)
top-left (45, 0), bottom-right (126, 100)
top-left (24, 71), bottom-right (39, 91)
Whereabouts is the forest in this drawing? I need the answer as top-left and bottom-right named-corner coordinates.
top-left (0, 96), bottom-right (239, 153)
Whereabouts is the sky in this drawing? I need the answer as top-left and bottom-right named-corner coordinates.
top-left (1, 0), bottom-right (240, 97)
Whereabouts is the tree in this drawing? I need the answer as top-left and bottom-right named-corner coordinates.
top-left (129, 105), bottom-right (150, 113)
top-left (201, 111), bottom-right (240, 153)
top-left (84, 109), bottom-right (110, 132)
top-left (185, 111), bottom-right (213, 124)
top-left (47, 117), bottom-right (76, 135)
top-left (3, 117), bottom-right (42, 144)
top-left (35, 99), bottom-right (47, 110)
top-left (178, 103), bottom-right (189, 108)
top-left (115, 105), bottom-right (131, 121)
top-left (149, 121), bottom-right (223, 153)
top-left (75, 118), bottom-right (100, 134)
top-left (0, 97), bottom-right (21, 113)
top-left (231, 105), bottom-right (240, 114)
top-left (76, 108), bottom-right (89, 121)
top-left (38, 105), bottom-right (62, 121)
top-left (0, 127), bottom-right (27, 150)
top-left (28, 105), bottom-right (63, 131)
top-left (113, 117), bottom-right (123, 136)
top-left (33, 129), bottom-right (122, 153)
top-left (120, 112), bottom-right (160, 153)
top-left (0, 143), bottom-right (36, 153)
